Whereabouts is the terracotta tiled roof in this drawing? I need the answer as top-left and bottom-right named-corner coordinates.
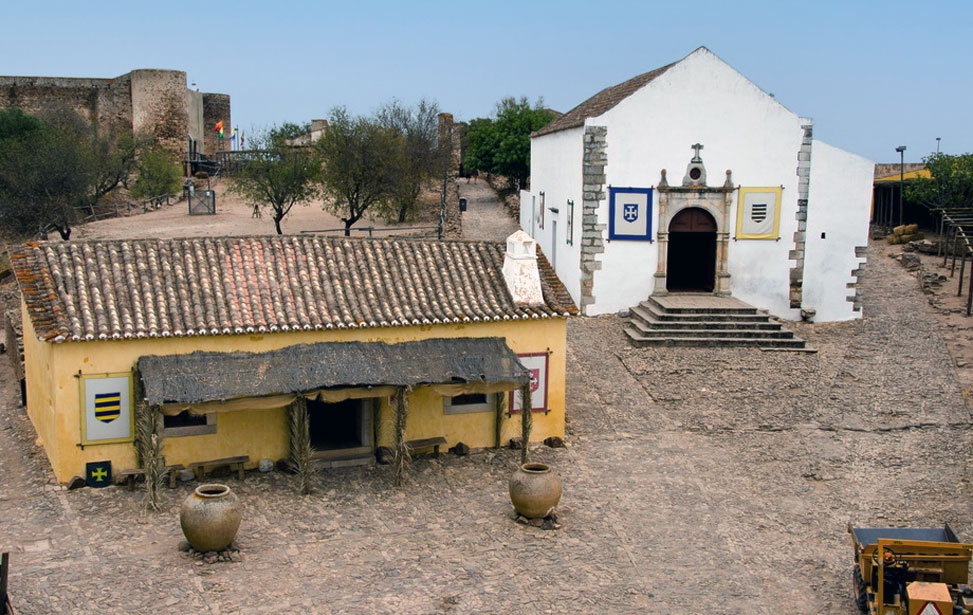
top-left (11, 236), bottom-right (577, 343)
top-left (532, 62), bottom-right (676, 138)
top-left (874, 163), bottom-right (926, 179)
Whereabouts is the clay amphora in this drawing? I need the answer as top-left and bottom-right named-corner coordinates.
top-left (179, 483), bottom-right (242, 552)
top-left (509, 463), bottom-right (562, 518)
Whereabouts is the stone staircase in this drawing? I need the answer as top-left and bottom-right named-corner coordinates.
top-left (623, 294), bottom-right (809, 349)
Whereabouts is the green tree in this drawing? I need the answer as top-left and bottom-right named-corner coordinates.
top-left (229, 129), bottom-right (322, 234)
top-left (316, 107), bottom-right (400, 236)
top-left (130, 149), bottom-right (183, 199)
top-left (0, 107), bottom-right (45, 141)
top-left (463, 97), bottom-right (557, 187)
top-left (84, 129), bottom-right (152, 214)
top-left (906, 152), bottom-right (973, 212)
top-left (377, 99), bottom-right (447, 222)
top-left (270, 122), bottom-right (312, 144)
top-left (0, 108), bottom-right (90, 239)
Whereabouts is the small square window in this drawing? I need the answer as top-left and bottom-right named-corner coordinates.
top-left (163, 410), bottom-right (216, 437)
top-left (443, 393), bottom-right (495, 415)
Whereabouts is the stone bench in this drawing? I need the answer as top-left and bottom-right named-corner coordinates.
top-left (116, 464), bottom-right (186, 490)
top-left (189, 456), bottom-right (249, 481)
top-left (405, 437), bottom-right (447, 458)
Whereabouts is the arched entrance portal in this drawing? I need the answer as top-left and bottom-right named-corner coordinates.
top-left (666, 207), bottom-right (717, 292)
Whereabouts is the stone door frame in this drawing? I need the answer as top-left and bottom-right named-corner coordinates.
top-left (653, 171), bottom-right (735, 296)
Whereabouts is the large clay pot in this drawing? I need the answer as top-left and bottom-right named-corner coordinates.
top-left (179, 483), bottom-right (242, 552)
top-left (509, 463), bottom-right (562, 518)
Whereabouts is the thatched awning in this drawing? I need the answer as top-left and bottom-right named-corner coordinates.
top-left (137, 337), bottom-right (530, 408)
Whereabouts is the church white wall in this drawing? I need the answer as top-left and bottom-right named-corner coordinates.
top-left (589, 48), bottom-right (804, 318)
top-left (524, 126), bottom-right (584, 304)
top-left (802, 140), bottom-right (873, 321)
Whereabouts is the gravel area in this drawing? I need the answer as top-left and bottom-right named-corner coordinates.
top-left (0, 205), bottom-right (970, 613)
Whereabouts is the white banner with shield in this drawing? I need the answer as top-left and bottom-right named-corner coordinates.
top-left (80, 373), bottom-right (134, 445)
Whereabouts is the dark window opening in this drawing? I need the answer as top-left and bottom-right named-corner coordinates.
top-left (164, 410), bottom-right (207, 429)
top-left (451, 393), bottom-right (487, 406)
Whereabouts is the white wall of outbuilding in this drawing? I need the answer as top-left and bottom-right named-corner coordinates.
top-left (522, 126), bottom-right (584, 304)
top-left (802, 140), bottom-right (873, 322)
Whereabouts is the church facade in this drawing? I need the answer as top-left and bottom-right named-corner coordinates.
top-left (520, 47), bottom-right (873, 322)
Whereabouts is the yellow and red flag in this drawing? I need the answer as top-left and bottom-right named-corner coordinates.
top-left (214, 120), bottom-right (224, 138)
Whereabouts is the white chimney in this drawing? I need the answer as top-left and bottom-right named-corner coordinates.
top-left (502, 230), bottom-right (544, 306)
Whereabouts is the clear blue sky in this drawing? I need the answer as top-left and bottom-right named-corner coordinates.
top-left (2, 0), bottom-right (969, 163)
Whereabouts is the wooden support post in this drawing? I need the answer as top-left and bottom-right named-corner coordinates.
top-left (938, 214), bottom-right (945, 258)
top-left (959, 251), bottom-right (967, 297)
top-left (945, 223), bottom-right (953, 268)
top-left (288, 397), bottom-right (311, 495)
top-left (134, 377), bottom-right (165, 511)
top-left (495, 392), bottom-right (504, 449)
top-left (967, 263), bottom-right (973, 316)
top-left (951, 227), bottom-right (959, 277)
top-left (520, 382), bottom-right (533, 466)
top-left (394, 386), bottom-right (411, 485)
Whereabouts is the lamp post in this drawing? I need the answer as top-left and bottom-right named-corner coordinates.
top-left (896, 146), bottom-right (907, 227)
top-left (936, 137), bottom-right (941, 153)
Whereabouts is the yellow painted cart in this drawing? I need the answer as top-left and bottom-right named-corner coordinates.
top-left (849, 523), bottom-right (973, 615)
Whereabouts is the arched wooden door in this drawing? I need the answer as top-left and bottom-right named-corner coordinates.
top-left (666, 207), bottom-right (717, 292)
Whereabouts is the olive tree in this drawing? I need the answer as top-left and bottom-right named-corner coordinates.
top-left (377, 99), bottom-right (448, 223)
top-left (230, 128), bottom-right (322, 235)
top-left (316, 107), bottom-right (400, 236)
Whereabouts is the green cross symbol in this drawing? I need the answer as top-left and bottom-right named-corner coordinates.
top-left (91, 467), bottom-right (108, 482)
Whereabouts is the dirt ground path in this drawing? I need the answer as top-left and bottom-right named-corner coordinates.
top-left (457, 179), bottom-right (519, 242)
top-left (0, 236), bottom-right (969, 614)
top-left (73, 179), bottom-right (439, 241)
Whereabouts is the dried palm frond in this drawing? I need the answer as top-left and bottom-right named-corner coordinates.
top-left (394, 386), bottom-right (412, 486)
top-left (520, 382), bottom-right (533, 465)
top-left (288, 397), bottom-right (312, 495)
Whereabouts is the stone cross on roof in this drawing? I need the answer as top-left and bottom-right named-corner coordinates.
top-left (691, 143), bottom-right (704, 162)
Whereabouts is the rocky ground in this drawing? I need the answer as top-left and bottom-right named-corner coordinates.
top-left (0, 184), bottom-right (970, 614)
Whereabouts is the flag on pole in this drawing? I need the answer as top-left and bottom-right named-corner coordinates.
top-left (230, 128), bottom-right (238, 141)
top-left (214, 120), bottom-right (224, 138)
top-left (240, 131), bottom-right (245, 148)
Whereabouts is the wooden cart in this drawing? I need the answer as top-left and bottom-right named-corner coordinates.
top-left (849, 523), bottom-right (973, 615)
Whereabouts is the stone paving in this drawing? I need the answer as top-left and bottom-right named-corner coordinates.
top-left (456, 180), bottom-right (519, 242)
top-left (1, 231), bottom-right (971, 613)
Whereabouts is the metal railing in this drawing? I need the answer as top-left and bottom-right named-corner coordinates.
top-left (78, 191), bottom-right (182, 223)
top-left (300, 225), bottom-right (441, 238)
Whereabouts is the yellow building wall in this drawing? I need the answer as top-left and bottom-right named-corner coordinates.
top-left (29, 312), bottom-right (567, 482)
top-left (21, 304), bottom-right (59, 473)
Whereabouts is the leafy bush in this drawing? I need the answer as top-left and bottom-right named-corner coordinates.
top-left (131, 150), bottom-right (182, 199)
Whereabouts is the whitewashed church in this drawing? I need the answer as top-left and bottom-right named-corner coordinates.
top-left (520, 47), bottom-right (873, 324)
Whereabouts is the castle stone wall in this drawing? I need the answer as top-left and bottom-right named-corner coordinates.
top-left (130, 69), bottom-right (189, 154)
top-left (0, 69), bottom-right (229, 157)
top-left (202, 93), bottom-right (231, 156)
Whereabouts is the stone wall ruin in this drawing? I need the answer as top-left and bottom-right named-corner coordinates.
top-left (0, 69), bottom-right (230, 157)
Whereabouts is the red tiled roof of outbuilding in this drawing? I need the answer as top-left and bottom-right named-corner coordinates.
top-left (10, 235), bottom-right (577, 343)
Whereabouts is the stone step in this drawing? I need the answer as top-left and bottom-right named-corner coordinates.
top-left (647, 296), bottom-right (759, 315)
top-left (629, 305), bottom-right (782, 330)
top-left (623, 326), bottom-right (807, 348)
top-left (636, 302), bottom-right (771, 323)
top-left (626, 320), bottom-right (794, 339)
